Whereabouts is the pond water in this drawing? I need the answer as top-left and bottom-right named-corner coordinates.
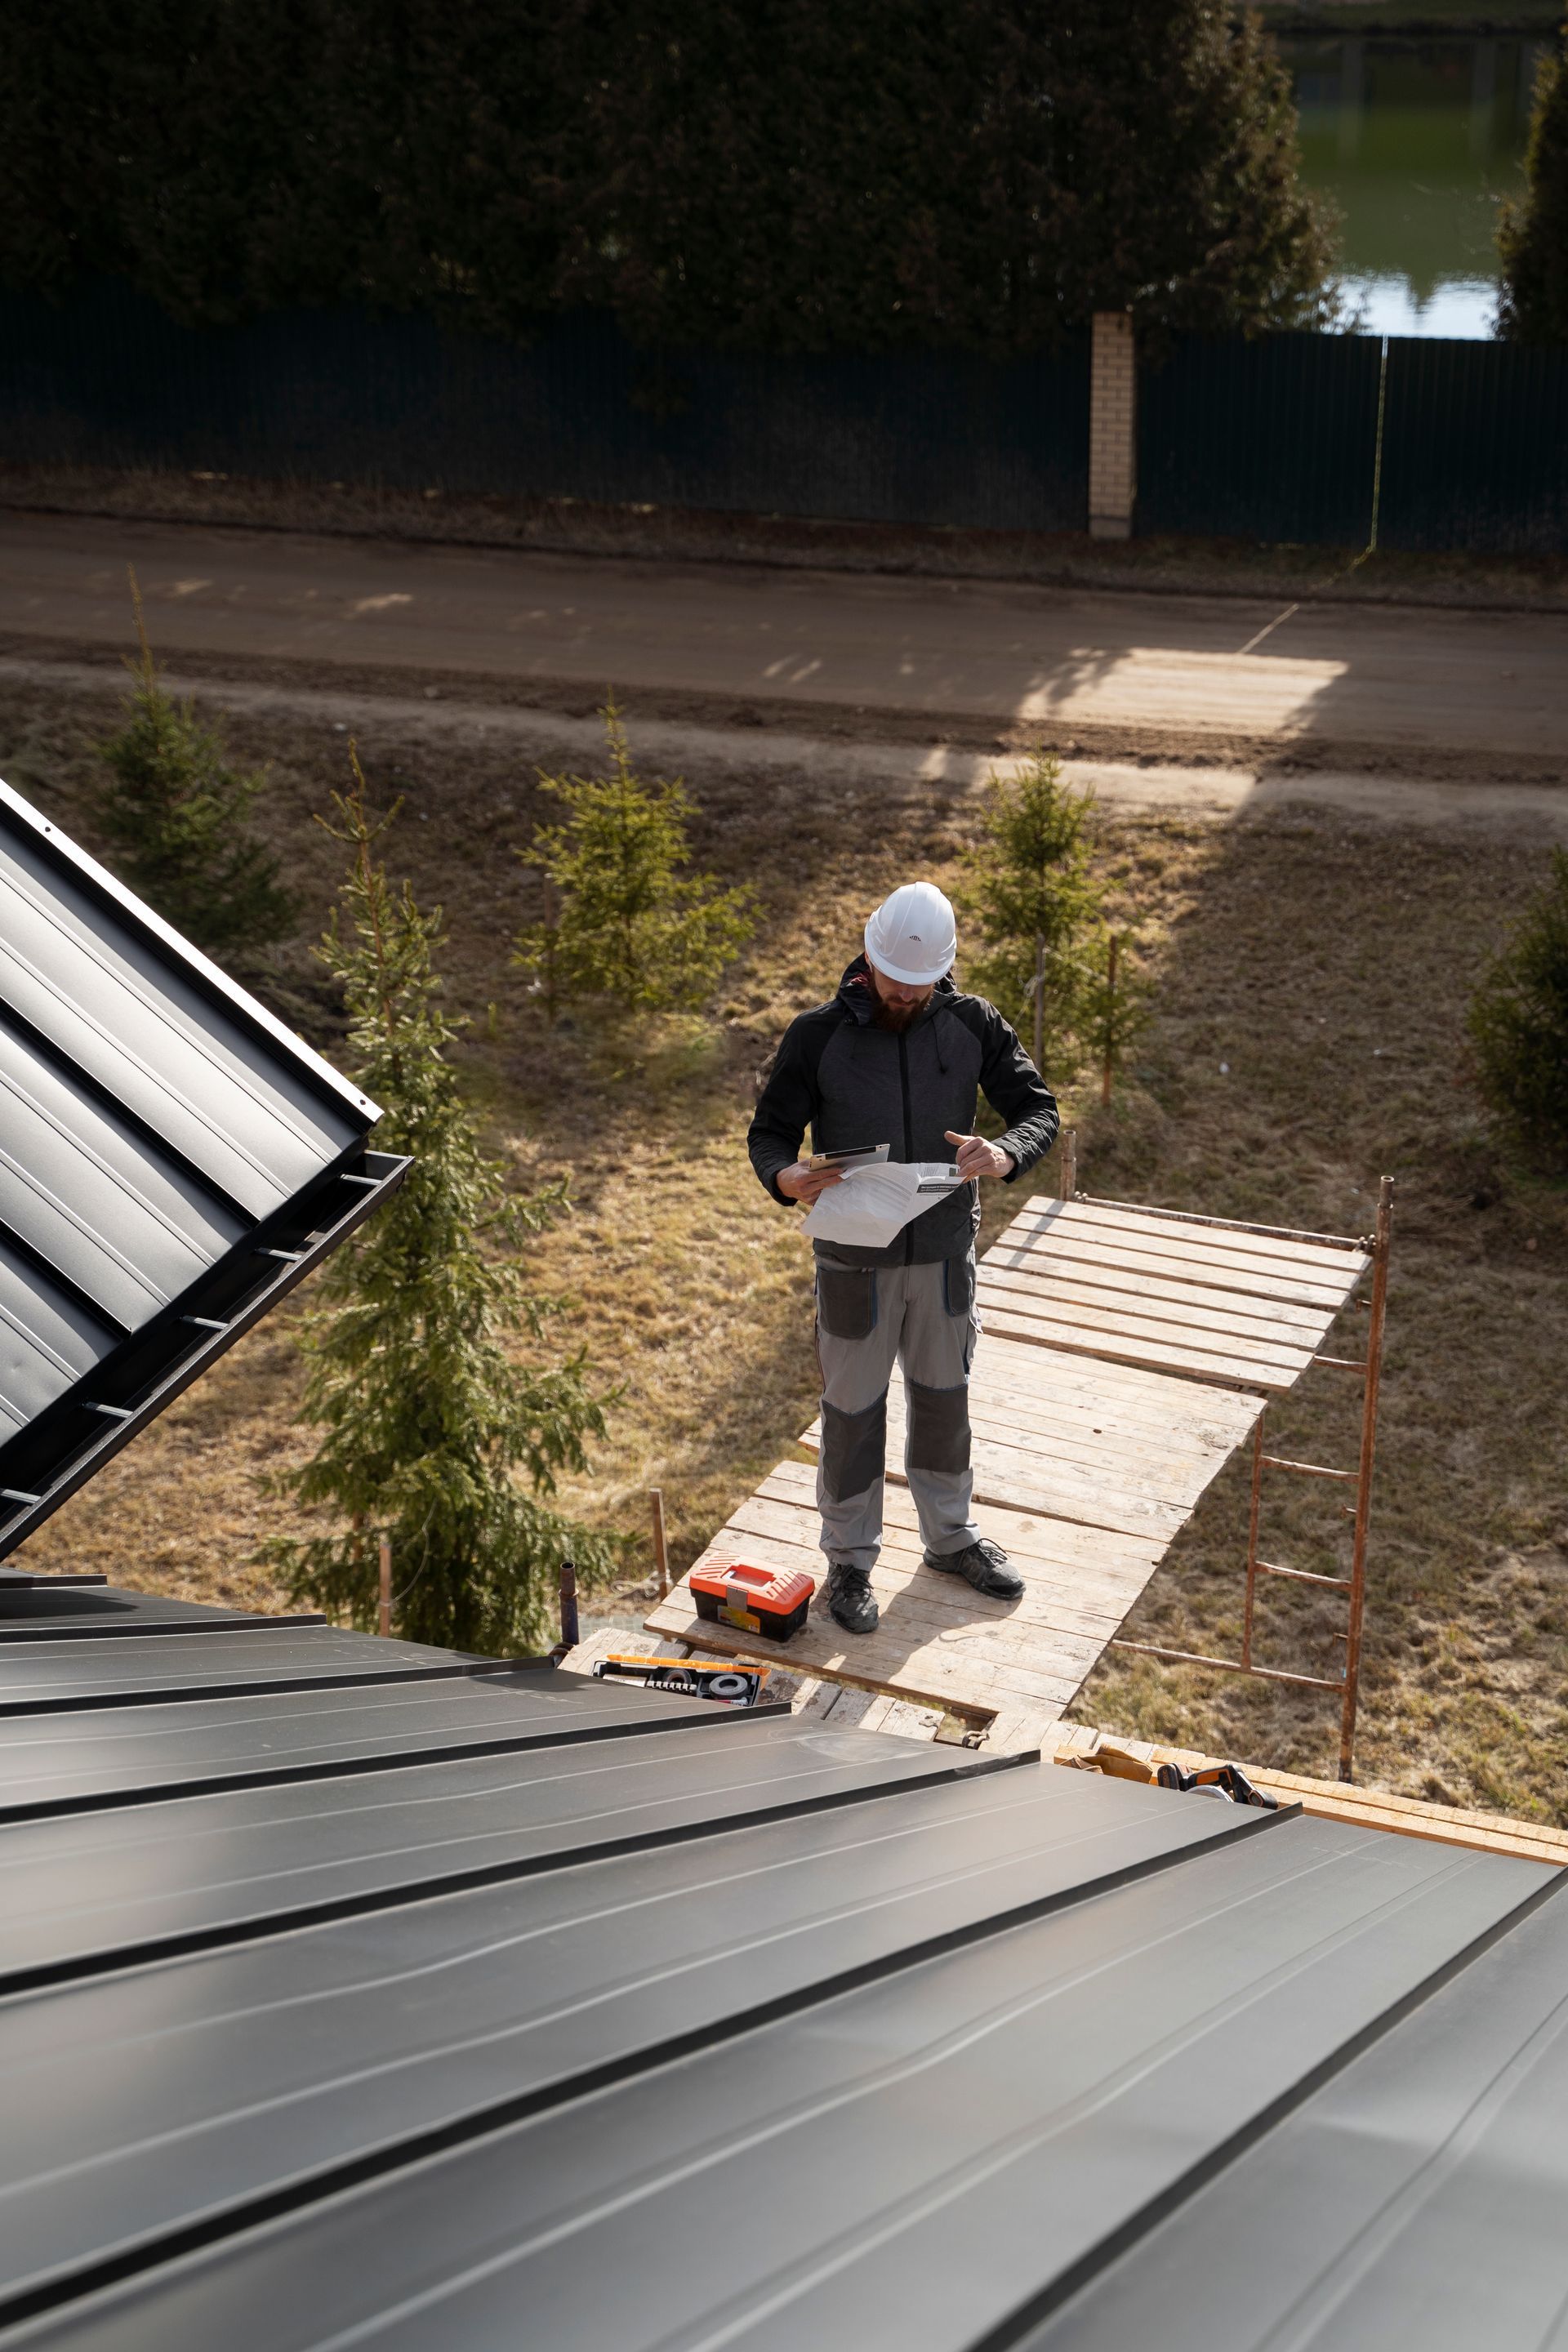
top-left (1279, 34), bottom-right (1548, 337)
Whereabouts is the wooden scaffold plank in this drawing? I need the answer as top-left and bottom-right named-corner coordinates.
top-left (648, 1190), bottom-right (1370, 1743)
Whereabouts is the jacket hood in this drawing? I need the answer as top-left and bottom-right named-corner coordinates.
top-left (836, 953), bottom-right (958, 1028)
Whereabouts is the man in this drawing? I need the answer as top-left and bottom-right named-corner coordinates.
top-left (747, 880), bottom-right (1058, 1635)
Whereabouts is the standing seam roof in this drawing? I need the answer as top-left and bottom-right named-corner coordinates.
top-left (0, 1603), bottom-right (1561, 2352)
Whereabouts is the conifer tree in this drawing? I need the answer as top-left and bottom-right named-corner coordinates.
top-left (96, 575), bottom-right (296, 959)
top-left (266, 756), bottom-right (613, 1651)
top-left (1080, 930), bottom-right (1152, 1107)
top-left (957, 752), bottom-right (1107, 1072)
top-left (1468, 847), bottom-right (1568, 1169)
top-left (1498, 20), bottom-right (1568, 345)
top-left (3, 2), bottom-right (1334, 350)
top-left (515, 702), bottom-right (754, 1017)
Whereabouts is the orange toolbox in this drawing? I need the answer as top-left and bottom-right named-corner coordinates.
top-left (690, 1561), bottom-right (816, 1642)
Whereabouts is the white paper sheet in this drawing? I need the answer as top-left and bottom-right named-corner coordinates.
top-left (801, 1161), bottom-right (964, 1251)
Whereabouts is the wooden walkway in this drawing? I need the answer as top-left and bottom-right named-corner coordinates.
top-left (647, 1192), bottom-right (1370, 1752)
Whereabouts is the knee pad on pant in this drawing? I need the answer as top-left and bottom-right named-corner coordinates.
top-left (820, 1389), bottom-right (888, 1502)
top-left (905, 1379), bottom-right (972, 1476)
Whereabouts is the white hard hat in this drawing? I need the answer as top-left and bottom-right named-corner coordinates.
top-left (864, 881), bottom-right (957, 987)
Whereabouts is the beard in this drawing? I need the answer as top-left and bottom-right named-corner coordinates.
top-left (870, 992), bottom-right (926, 1032)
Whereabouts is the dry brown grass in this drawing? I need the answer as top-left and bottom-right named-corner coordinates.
top-left (2, 675), bottom-right (1564, 1819)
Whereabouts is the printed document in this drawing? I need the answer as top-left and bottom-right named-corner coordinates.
top-left (801, 1160), bottom-right (964, 1252)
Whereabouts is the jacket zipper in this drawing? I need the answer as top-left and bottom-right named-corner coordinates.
top-left (898, 1031), bottom-right (915, 1265)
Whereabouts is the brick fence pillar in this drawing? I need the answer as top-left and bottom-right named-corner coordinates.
top-left (1089, 310), bottom-right (1136, 540)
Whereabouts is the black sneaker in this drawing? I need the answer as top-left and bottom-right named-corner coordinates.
top-left (923, 1536), bottom-right (1024, 1600)
top-left (826, 1564), bottom-right (880, 1635)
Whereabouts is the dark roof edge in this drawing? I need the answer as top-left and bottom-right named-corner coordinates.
top-left (0, 1147), bottom-right (411, 1567)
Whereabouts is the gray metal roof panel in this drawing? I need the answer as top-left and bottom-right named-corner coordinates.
top-left (0, 1666), bottom-right (789, 1820)
top-left (0, 778), bottom-right (393, 1566)
top-left (0, 1769), bottom-right (1269, 2319)
top-left (0, 1625), bottom-right (471, 1713)
top-left (0, 1240), bottom-right (118, 1432)
top-left (1022, 1874), bottom-right (1568, 2352)
top-left (1, 1815), bottom-right (1548, 2352)
top-left (0, 1713), bottom-right (1007, 1986)
top-left (0, 1589), bottom-right (325, 1641)
top-left (0, 785), bottom-right (372, 1185)
top-left (0, 1019), bottom-right (245, 1304)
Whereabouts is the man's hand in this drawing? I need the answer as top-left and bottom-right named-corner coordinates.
top-left (946, 1130), bottom-right (1014, 1183)
top-left (776, 1160), bottom-right (845, 1205)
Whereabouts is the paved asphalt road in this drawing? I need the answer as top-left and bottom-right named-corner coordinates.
top-left (0, 513), bottom-right (1564, 764)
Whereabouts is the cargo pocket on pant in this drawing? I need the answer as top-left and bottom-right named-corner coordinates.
top-left (906, 1379), bottom-right (972, 1476)
top-left (941, 1250), bottom-right (975, 1320)
top-left (816, 1265), bottom-right (878, 1342)
top-left (821, 1391), bottom-right (888, 1502)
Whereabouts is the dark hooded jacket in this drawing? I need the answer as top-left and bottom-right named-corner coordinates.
top-left (747, 956), bottom-right (1058, 1269)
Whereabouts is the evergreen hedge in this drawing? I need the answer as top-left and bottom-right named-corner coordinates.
top-left (1498, 19), bottom-right (1568, 346)
top-left (1468, 848), bottom-right (1568, 1169)
top-left (0, 1), bottom-right (1335, 354)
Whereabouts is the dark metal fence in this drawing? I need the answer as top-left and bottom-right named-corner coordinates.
top-left (0, 282), bottom-right (1090, 533)
top-left (1, 283), bottom-right (1564, 553)
top-left (1136, 332), bottom-right (1386, 547)
top-left (1379, 338), bottom-right (1568, 555)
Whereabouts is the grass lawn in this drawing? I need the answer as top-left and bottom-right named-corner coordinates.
top-left (2, 679), bottom-right (1565, 1820)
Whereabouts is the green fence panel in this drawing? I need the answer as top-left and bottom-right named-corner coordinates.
top-left (1379, 337), bottom-right (1568, 554)
top-left (1136, 332), bottom-right (1383, 546)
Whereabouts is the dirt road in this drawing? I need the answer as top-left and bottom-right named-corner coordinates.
top-left (7, 653), bottom-right (1566, 840)
top-left (2, 513), bottom-right (1564, 777)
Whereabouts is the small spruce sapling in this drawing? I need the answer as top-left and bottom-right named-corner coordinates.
top-left (1081, 932), bottom-right (1151, 1108)
top-left (515, 701), bottom-right (753, 1015)
top-left (96, 572), bottom-right (296, 958)
top-left (265, 755), bottom-right (614, 1652)
top-left (1468, 846), bottom-right (1568, 1170)
top-left (957, 752), bottom-right (1107, 1072)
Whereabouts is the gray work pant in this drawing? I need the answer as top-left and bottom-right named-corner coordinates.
top-left (814, 1250), bottom-right (982, 1576)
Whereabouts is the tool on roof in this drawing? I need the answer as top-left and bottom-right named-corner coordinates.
top-left (1064, 1736), bottom-right (1280, 1811)
top-left (592, 1655), bottom-right (769, 1706)
top-left (689, 1561), bottom-right (815, 1642)
top-left (1156, 1759), bottom-right (1281, 1811)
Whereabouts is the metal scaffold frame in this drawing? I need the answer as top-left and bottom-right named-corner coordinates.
top-left (1107, 1173), bottom-right (1394, 1781)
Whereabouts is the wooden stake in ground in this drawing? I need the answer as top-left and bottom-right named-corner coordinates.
top-left (377, 1533), bottom-right (392, 1639)
top-left (1102, 934), bottom-right (1119, 1107)
top-left (1058, 1125), bottom-right (1078, 1200)
top-left (1032, 931), bottom-right (1045, 1074)
top-left (650, 1489), bottom-right (670, 1597)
